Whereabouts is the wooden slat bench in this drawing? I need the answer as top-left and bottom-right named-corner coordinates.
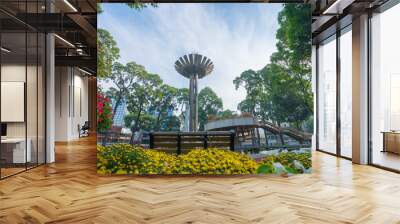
top-left (149, 131), bottom-right (235, 154)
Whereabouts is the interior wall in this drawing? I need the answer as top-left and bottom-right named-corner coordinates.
top-left (1, 61), bottom-right (45, 170)
top-left (55, 66), bottom-right (89, 141)
top-left (1, 64), bottom-right (29, 138)
top-left (55, 66), bottom-right (69, 141)
top-left (72, 72), bottom-right (89, 137)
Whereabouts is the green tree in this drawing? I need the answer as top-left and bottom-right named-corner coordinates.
top-left (275, 4), bottom-right (311, 68)
top-left (270, 4), bottom-right (312, 128)
top-left (97, 29), bottom-right (120, 79)
top-left (97, 4), bottom-right (103, 13)
top-left (175, 88), bottom-right (189, 127)
top-left (160, 116), bottom-right (181, 131)
top-left (218, 109), bottom-right (237, 119)
top-left (97, 2), bottom-right (157, 78)
top-left (124, 113), bottom-right (156, 133)
top-left (233, 4), bottom-right (312, 130)
top-left (198, 87), bottom-right (223, 131)
top-left (237, 98), bottom-right (257, 115)
top-left (261, 63), bottom-right (308, 127)
top-left (106, 62), bottom-right (139, 117)
top-left (208, 109), bottom-right (237, 121)
top-left (122, 64), bottom-right (162, 143)
top-left (127, 73), bottom-right (161, 128)
top-left (151, 84), bottom-right (179, 131)
top-left (126, 2), bottom-right (157, 10)
top-left (176, 88), bottom-right (189, 110)
top-left (233, 69), bottom-right (263, 116)
top-left (98, 2), bottom-right (157, 14)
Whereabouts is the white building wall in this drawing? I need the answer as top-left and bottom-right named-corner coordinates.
top-left (55, 67), bottom-right (89, 141)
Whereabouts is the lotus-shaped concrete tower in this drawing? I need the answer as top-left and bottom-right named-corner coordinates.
top-left (175, 53), bottom-right (214, 131)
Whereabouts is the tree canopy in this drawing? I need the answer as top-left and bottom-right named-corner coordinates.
top-left (234, 4), bottom-right (312, 129)
top-left (198, 87), bottom-right (223, 131)
top-left (98, 4), bottom-right (313, 135)
top-left (97, 3), bottom-right (156, 78)
top-left (97, 29), bottom-right (120, 79)
top-left (97, 2), bottom-right (157, 14)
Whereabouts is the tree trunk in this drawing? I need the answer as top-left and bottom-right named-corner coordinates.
top-left (156, 110), bottom-right (162, 131)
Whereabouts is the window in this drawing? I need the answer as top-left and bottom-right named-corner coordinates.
top-left (0, 1), bottom-right (46, 179)
top-left (340, 27), bottom-right (352, 158)
top-left (317, 35), bottom-right (337, 154)
top-left (370, 3), bottom-right (400, 171)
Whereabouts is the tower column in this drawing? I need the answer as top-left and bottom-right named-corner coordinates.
top-left (189, 74), bottom-right (198, 131)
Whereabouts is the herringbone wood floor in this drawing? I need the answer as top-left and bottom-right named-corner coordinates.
top-left (1, 136), bottom-right (400, 224)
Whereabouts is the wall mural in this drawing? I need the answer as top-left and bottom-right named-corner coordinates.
top-left (97, 3), bottom-right (312, 175)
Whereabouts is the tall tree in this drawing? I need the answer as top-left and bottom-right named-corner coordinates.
top-left (151, 84), bottom-right (179, 131)
top-left (270, 4), bottom-right (313, 128)
top-left (233, 4), bottom-right (312, 130)
top-left (175, 88), bottom-right (189, 127)
top-left (97, 29), bottom-right (120, 79)
top-left (159, 116), bottom-right (181, 131)
top-left (218, 109), bottom-right (237, 119)
top-left (125, 71), bottom-right (162, 143)
top-left (126, 2), bottom-right (157, 10)
top-left (98, 2), bottom-right (157, 14)
top-left (106, 62), bottom-right (138, 117)
top-left (233, 69), bottom-right (263, 116)
top-left (97, 2), bottom-right (157, 78)
top-left (198, 87), bottom-right (223, 131)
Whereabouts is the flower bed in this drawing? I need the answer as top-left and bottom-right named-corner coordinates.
top-left (97, 93), bottom-right (112, 132)
top-left (97, 144), bottom-right (311, 175)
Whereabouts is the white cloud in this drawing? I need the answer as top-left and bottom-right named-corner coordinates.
top-left (99, 3), bottom-right (281, 111)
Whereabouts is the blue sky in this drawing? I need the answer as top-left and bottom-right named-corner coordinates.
top-left (99, 3), bottom-right (282, 111)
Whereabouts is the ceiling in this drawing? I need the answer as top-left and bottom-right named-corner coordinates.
top-left (0, 0), bottom-right (97, 75)
top-left (1, 0), bottom-right (395, 74)
top-left (310, 0), bottom-right (391, 43)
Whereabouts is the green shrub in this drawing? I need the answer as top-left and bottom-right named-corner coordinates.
top-left (258, 151), bottom-right (311, 174)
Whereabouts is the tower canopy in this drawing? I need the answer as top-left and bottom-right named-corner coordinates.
top-left (174, 53), bottom-right (214, 79)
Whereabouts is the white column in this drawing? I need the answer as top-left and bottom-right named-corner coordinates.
top-left (54, 67), bottom-right (73, 141)
top-left (46, 32), bottom-right (55, 163)
top-left (311, 45), bottom-right (317, 151)
top-left (352, 14), bottom-right (369, 164)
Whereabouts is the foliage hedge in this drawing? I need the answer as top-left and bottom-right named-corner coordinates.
top-left (97, 144), bottom-right (311, 175)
